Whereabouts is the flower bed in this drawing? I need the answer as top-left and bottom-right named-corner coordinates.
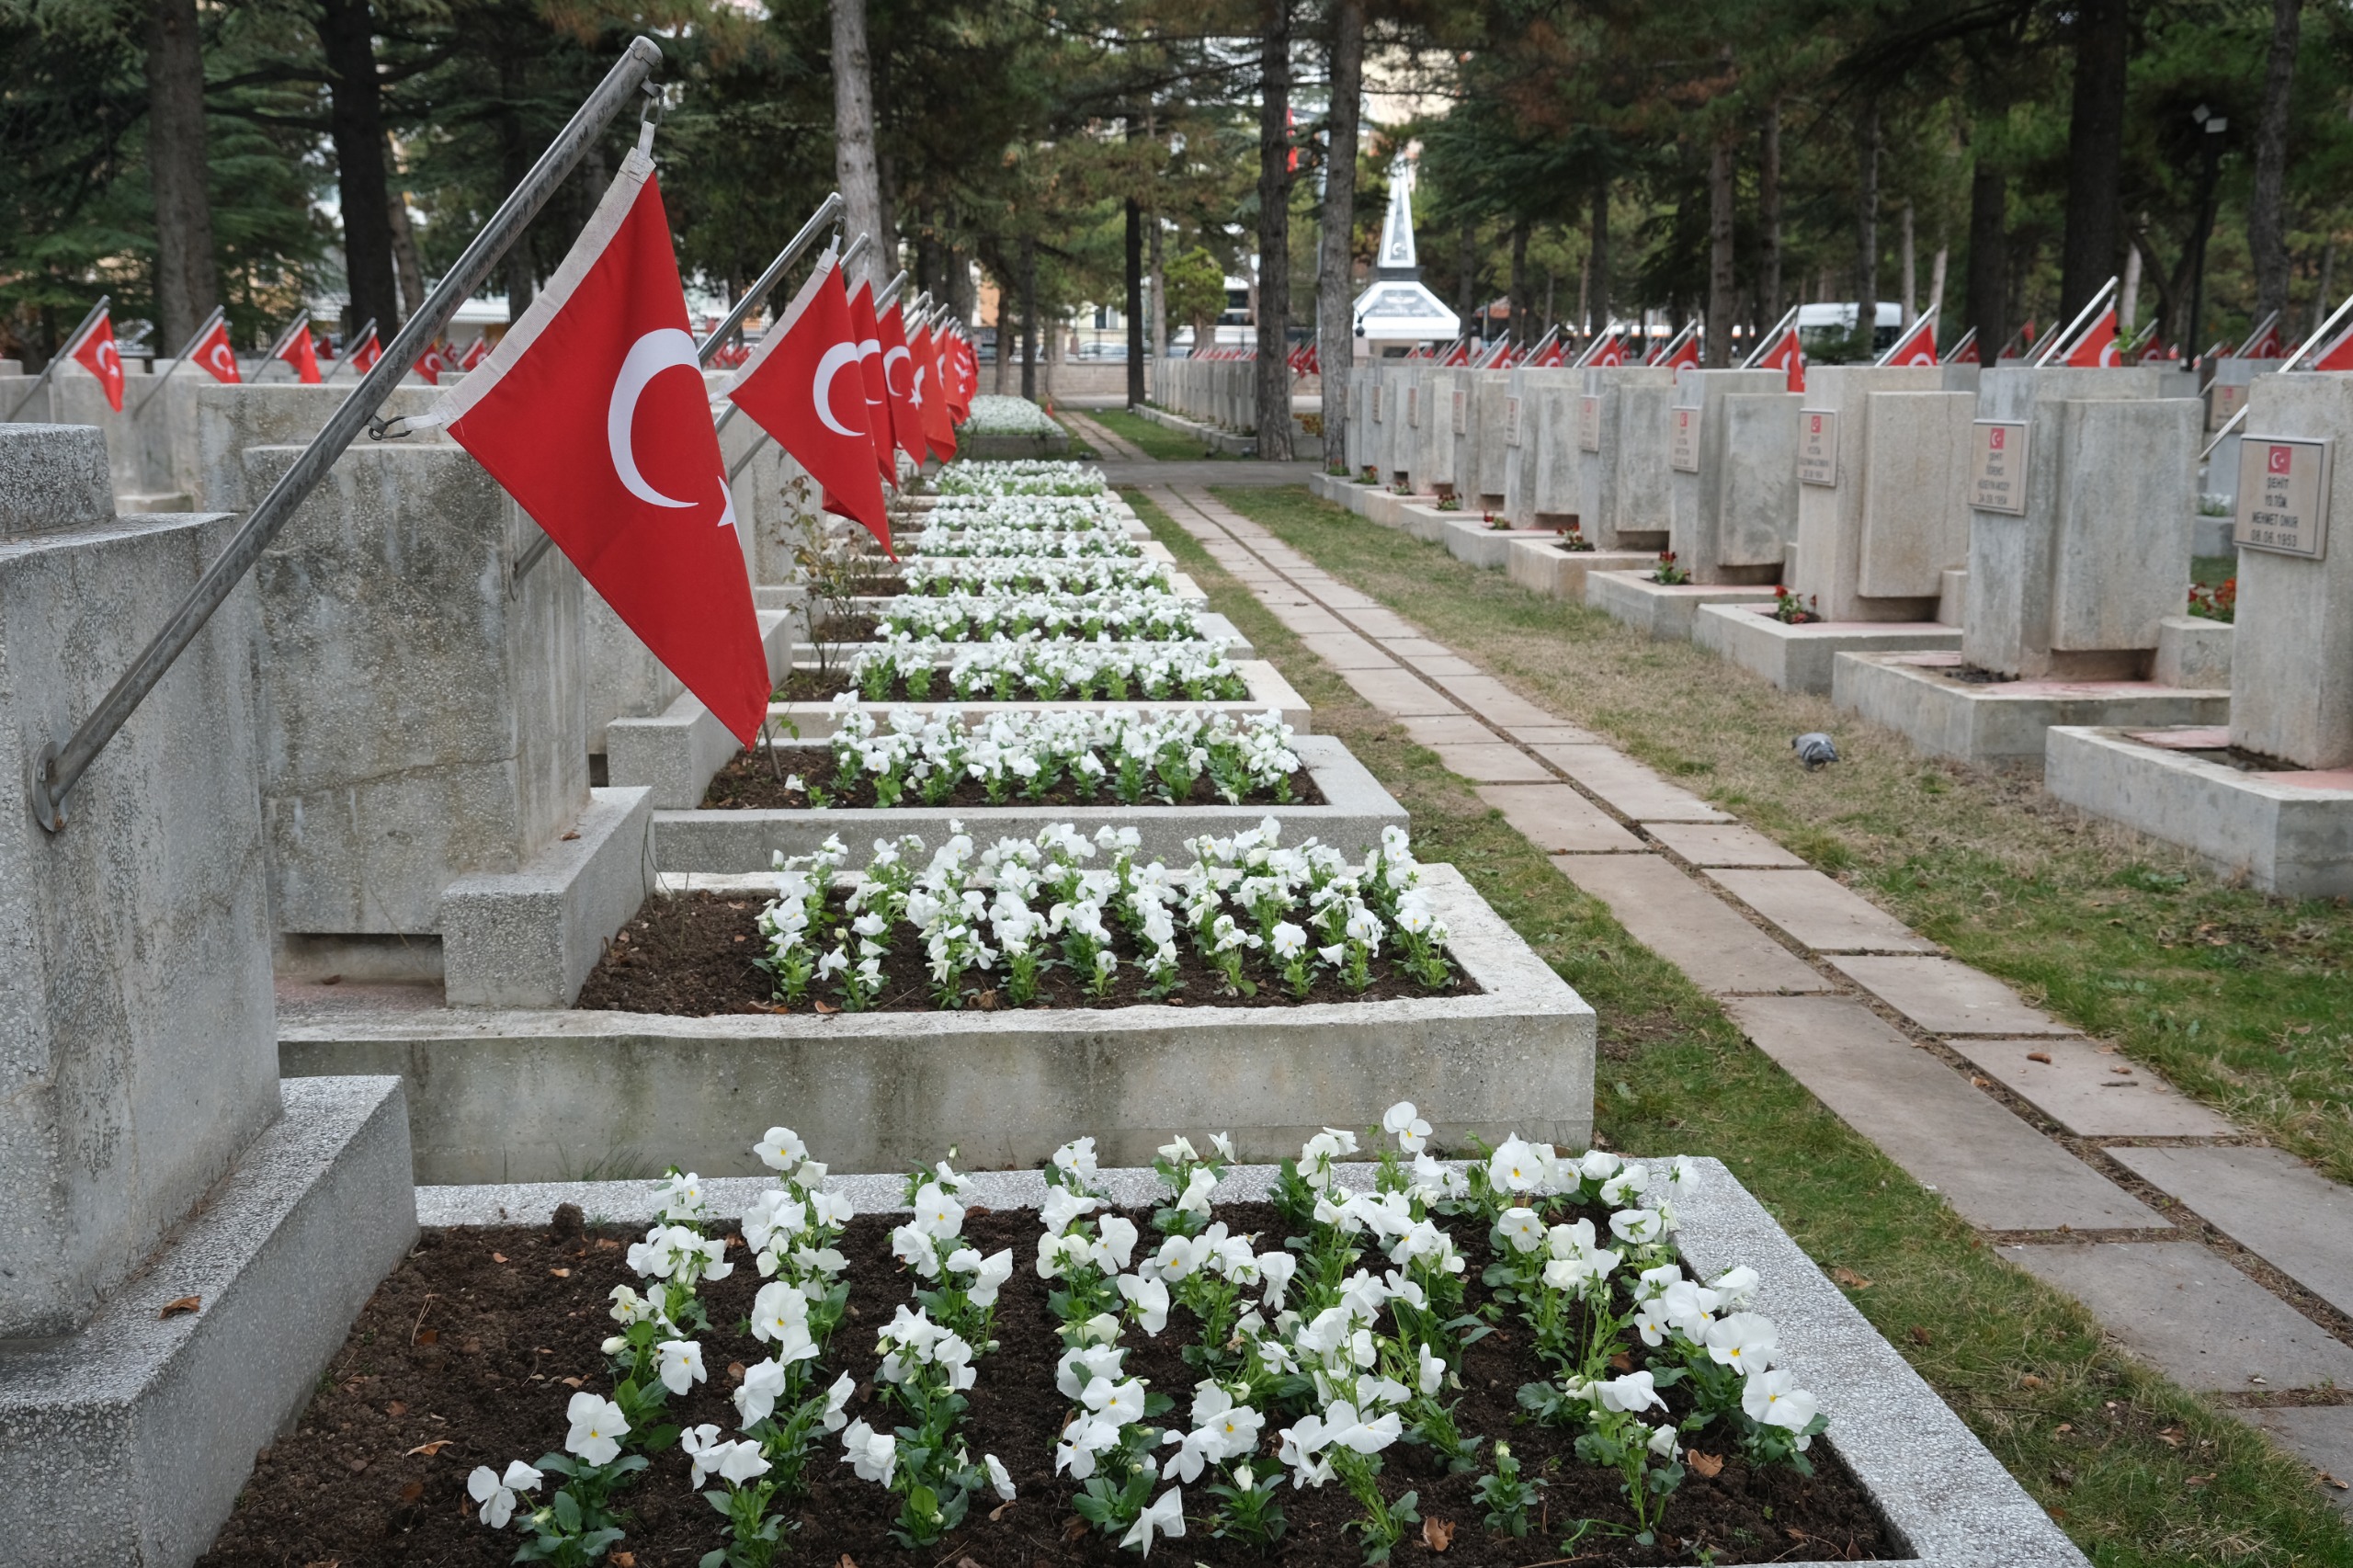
top-left (867, 589), bottom-right (1208, 643)
top-left (584, 820), bottom-right (1463, 1017)
top-left (198, 1132), bottom-right (1910, 1568)
top-left (893, 559), bottom-right (1169, 595)
top-left (954, 399), bottom-right (1071, 442)
top-left (829, 642), bottom-right (1256, 705)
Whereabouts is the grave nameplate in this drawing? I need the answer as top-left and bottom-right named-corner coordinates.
top-left (1969, 419), bottom-right (2029, 516)
top-left (1797, 408), bottom-right (1838, 488)
top-left (1451, 386), bottom-right (1467, 436)
top-left (2209, 381), bottom-right (2246, 434)
top-left (1506, 395), bottom-right (1523, 447)
top-left (1669, 404), bottom-right (1701, 472)
top-left (1370, 385), bottom-right (1382, 421)
top-left (1577, 394), bottom-right (1601, 452)
top-left (2234, 435), bottom-right (2332, 560)
top-left (1406, 385), bottom-right (1420, 426)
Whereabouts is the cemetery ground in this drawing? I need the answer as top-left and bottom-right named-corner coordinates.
top-left (1120, 482), bottom-right (2353, 1566)
top-left (1084, 406), bottom-right (1240, 463)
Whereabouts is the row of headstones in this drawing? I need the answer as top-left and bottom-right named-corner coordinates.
top-left (1343, 357), bottom-right (2350, 775)
top-left (1155, 355), bottom-right (1273, 433)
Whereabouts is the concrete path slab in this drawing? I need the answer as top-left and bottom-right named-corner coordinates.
top-left (1475, 787), bottom-right (1643, 854)
top-left (1297, 632), bottom-right (1397, 670)
top-left (1431, 673), bottom-right (1562, 729)
top-left (1405, 653), bottom-right (1487, 680)
top-left (2109, 1145), bottom-right (2353, 1317)
top-left (2241, 1406), bottom-right (2353, 1512)
top-left (1947, 1038), bottom-right (2238, 1138)
top-left (1646, 823), bottom-right (1808, 868)
top-left (1402, 714), bottom-right (1503, 747)
top-left (1535, 746), bottom-right (1735, 823)
top-left (1341, 606), bottom-right (1424, 640)
top-left (1335, 665), bottom-right (1459, 716)
top-left (2001, 1242), bottom-right (2353, 1392)
top-left (1504, 724), bottom-right (1603, 746)
top-left (1709, 869), bottom-right (1940, 954)
top-left (1552, 855), bottom-right (1832, 994)
top-left (1828, 956), bottom-right (2074, 1036)
top-left (1383, 638), bottom-right (1455, 660)
top-left (1722, 996), bottom-right (2168, 1233)
top-left (1433, 743), bottom-right (1552, 783)
top-left (1264, 605), bottom-right (1354, 638)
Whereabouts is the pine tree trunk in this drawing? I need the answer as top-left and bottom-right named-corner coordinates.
top-left (1020, 237), bottom-right (1038, 401)
top-left (1125, 196), bottom-right (1146, 407)
top-left (1254, 0), bottom-right (1294, 460)
top-left (1706, 133), bottom-right (1734, 367)
top-left (1458, 216), bottom-right (1477, 333)
top-left (1315, 0), bottom-right (1362, 468)
top-left (831, 0), bottom-right (887, 290)
top-left (1900, 200), bottom-right (1916, 325)
top-left (1508, 218), bottom-right (1530, 344)
top-left (1967, 157), bottom-right (2007, 355)
top-left (1589, 179), bottom-right (1610, 336)
top-left (386, 141), bottom-right (426, 318)
top-left (1758, 101), bottom-right (1781, 325)
top-left (320, 0), bottom-right (399, 335)
top-left (2059, 0), bottom-right (2129, 316)
top-left (1855, 104), bottom-right (1881, 355)
top-left (2250, 0), bottom-right (2302, 322)
top-left (145, 0), bottom-right (218, 348)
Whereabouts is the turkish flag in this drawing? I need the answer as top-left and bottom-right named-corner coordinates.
top-left (1535, 338), bottom-right (1564, 368)
top-left (877, 301), bottom-right (926, 465)
top-left (1881, 313), bottom-right (1938, 367)
top-left (911, 318), bottom-right (958, 462)
top-left (847, 280), bottom-right (900, 488)
top-left (277, 318), bottom-right (323, 383)
top-left (460, 337), bottom-right (490, 370)
top-left (430, 152), bottom-right (770, 746)
top-left (941, 329), bottom-right (972, 421)
top-left (723, 252), bottom-right (892, 556)
top-left (1589, 333), bottom-right (1625, 369)
top-left (349, 329), bottom-right (382, 374)
top-left (1664, 334), bottom-right (1702, 370)
top-left (190, 318), bottom-right (242, 384)
top-left (1947, 329), bottom-right (1980, 366)
top-left (2244, 323), bottom-right (2285, 359)
top-left (1754, 326), bottom-right (1805, 392)
top-left (71, 312), bottom-right (125, 411)
top-left (2063, 305), bottom-right (2120, 368)
top-left (414, 343), bottom-right (449, 385)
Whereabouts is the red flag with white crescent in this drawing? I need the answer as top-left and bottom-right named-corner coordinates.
top-left (1945, 327), bottom-right (1979, 366)
top-left (723, 252), bottom-right (892, 556)
top-left (2243, 322), bottom-right (2285, 359)
top-left (413, 343), bottom-right (449, 385)
top-left (1753, 326), bottom-right (1806, 392)
top-left (1535, 338), bottom-right (1565, 368)
top-left (847, 280), bottom-right (900, 488)
top-left (349, 329), bottom-right (382, 374)
top-left (1590, 333), bottom-right (1625, 369)
top-left (877, 301), bottom-right (926, 464)
top-left (1665, 334), bottom-right (1702, 370)
top-left (2063, 305), bottom-right (2120, 368)
top-left (1881, 313), bottom-right (1938, 367)
top-left (460, 337), bottom-right (491, 370)
top-left (277, 317), bottom-right (324, 383)
top-left (191, 318), bottom-right (243, 384)
top-left (70, 311), bottom-right (126, 411)
top-left (428, 151), bottom-right (769, 745)
top-left (2311, 321), bottom-right (2353, 372)
top-left (911, 318), bottom-right (957, 462)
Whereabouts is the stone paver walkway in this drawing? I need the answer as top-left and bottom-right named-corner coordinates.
top-left (1136, 478), bottom-right (2353, 1508)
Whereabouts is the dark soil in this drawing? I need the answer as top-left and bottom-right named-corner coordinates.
top-left (199, 1203), bottom-right (1894, 1568)
top-left (774, 669), bottom-right (856, 701)
top-left (809, 615), bottom-right (882, 643)
top-left (698, 756), bottom-right (1324, 812)
top-left (575, 892), bottom-right (1475, 1016)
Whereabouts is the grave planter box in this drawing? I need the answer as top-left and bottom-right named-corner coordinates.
top-left (1831, 652), bottom-right (2229, 770)
top-left (1505, 539), bottom-right (1655, 601)
top-left (404, 1157), bottom-right (2090, 1568)
top-left (278, 865), bottom-right (1594, 1183)
top-left (1694, 603), bottom-right (1961, 697)
top-left (951, 429), bottom-right (1073, 460)
top-left (1586, 569), bottom-right (1779, 642)
top-left (2045, 726), bottom-right (2353, 897)
top-left (822, 611), bottom-right (1253, 660)
top-left (652, 732), bottom-right (1405, 870)
top-left (773, 656), bottom-right (1312, 738)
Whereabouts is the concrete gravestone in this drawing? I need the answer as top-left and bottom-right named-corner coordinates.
top-left (0, 425), bottom-right (414, 1567)
top-left (1576, 364), bottom-right (1676, 550)
top-left (1666, 367), bottom-right (1799, 584)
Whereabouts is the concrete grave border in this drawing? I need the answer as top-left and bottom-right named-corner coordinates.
top-left (1586, 570), bottom-right (1779, 642)
top-left (415, 1156), bottom-right (2088, 1568)
top-left (279, 865), bottom-right (1593, 1183)
top-left (1694, 603), bottom-right (1961, 697)
top-left (651, 732), bottom-right (1405, 870)
top-left (1832, 653), bottom-right (2229, 770)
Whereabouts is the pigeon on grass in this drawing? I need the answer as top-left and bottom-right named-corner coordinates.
top-left (1792, 733), bottom-right (1838, 770)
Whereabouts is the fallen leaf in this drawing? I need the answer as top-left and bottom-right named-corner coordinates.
top-left (988, 1500), bottom-right (1017, 1521)
top-left (596, 1238), bottom-right (620, 1250)
top-left (561, 830), bottom-right (581, 841)
top-left (1422, 1517), bottom-right (1455, 1552)
top-left (1686, 1451), bottom-right (1724, 1479)
top-left (2020, 1373), bottom-right (2044, 1388)
top-left (1908, 1325), bottom-right (1933, 1346)
top-left (561, 1376), bottom-right (584, 1388)
top-left (958, 1557), bottom-right (986, 1568)
top-left (1971, 1076), bottom-right (1991, 1087)
top-left (837, 1556), bottom-right (859, 1568)
top-left (346, 1458), bottom-right (369, 1475)
top-left (1062, 1516), bottom-right (1090, 1543)
top-left (813, 999), bottom-right (840, 1015)
top-left (2185, 1472), bottom-right (2214, 1489)
top-left (405, 1439), bottom-right (455, 1457)
top-left (2319, 1471), bottom-right (2348, 1491)
top-left (550, 1267), bottom-right (571, 1278)
top-left (491, 1253), bottom-right (508, 1265)
top-left (415, 1328), bottom-right (440, 1345)
top-left (386, 1401), bottom-right (409, 1417)
top-left (2027, 1052), bottom-right (2052, 1064)
top-left (1830, 1267), bottom-right (1872, 1290)
top-left (301, 1560), bottom-right (340, 1568)
top-left (398, 1481), bottom-right (425, 1503)
top-left (729, 1362), bottom-right (747, 1381)
top-left (612, 1555), bottom-right (637, 1568)
top-left (160, 1295), bottom-right (201, 1318)
top-left (1608, 1351), bottom-right (1632, 1372)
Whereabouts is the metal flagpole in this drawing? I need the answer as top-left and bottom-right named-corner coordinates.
top-left (256, 312), bottom-right (311, 382)
top-left (2234, 309), bottom-right (2280, 358)
top-left (131, 305), bottom-right (225, 418)
top-left (875, 270), bottom-right (911, 312)
top-left (1873, 303), bottom-right (1939, 368)
top-left (3, 295), bottom-right (110, 422)
top-left (324, 317), bottom-right (378, 381)
top-left (1739, 305), bottom-right (1801, 369)
top-left (2031, 276), bottom-right (2119, 368)
top-left (31, 36), bottom-right (667, 833)
top-left (2200, 290), bottom-right (2353, 462)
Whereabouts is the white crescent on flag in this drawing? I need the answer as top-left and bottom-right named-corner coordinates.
top-left (607, 327), bottom-right (701, 508)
